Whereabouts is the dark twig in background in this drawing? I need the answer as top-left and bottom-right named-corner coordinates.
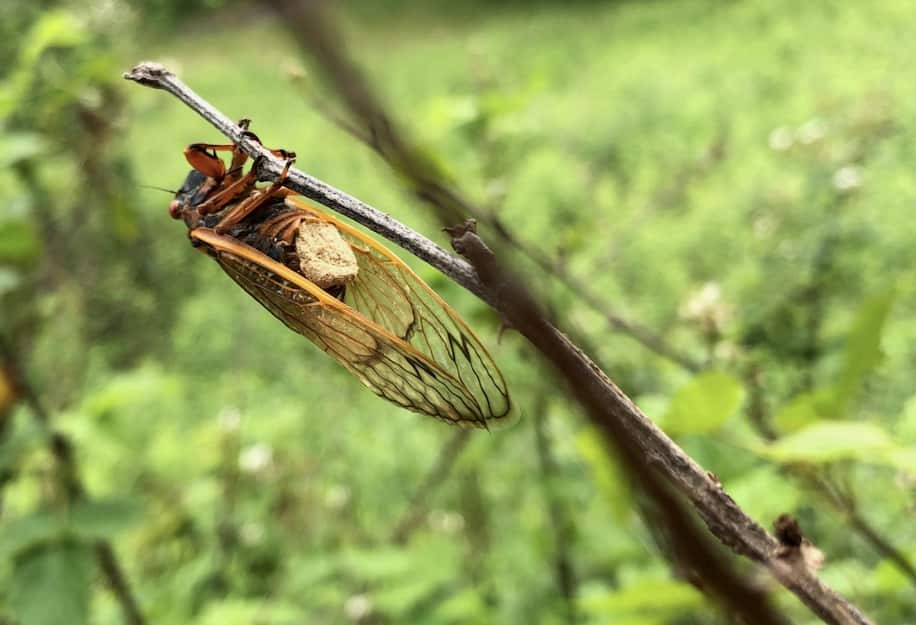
top-left (123, 8), bottom-right (874, 621)
top-left (390, 429), bottom-right (471, 545)
top-left (532, 395), bottom-right (578, 625)
top-left (0, 336), bottom-right (147, 625)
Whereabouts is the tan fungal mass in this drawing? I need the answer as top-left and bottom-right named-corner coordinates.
top-left (295, 219), bottom-right (360, 288)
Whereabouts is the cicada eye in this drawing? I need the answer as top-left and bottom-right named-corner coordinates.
top-left (168, 199), bottom-right (182, 219)
top-left (170, 169), bottom-right (212, 219)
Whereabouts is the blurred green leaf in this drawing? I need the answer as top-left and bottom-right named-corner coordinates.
top-left (7, 541), bottom-right (93, 625)
top-left (0, 510), bottom-right (65, 560)
top-left (576, 426), bottom-right (630, 520)
top-left (882, 446), bottom-right (916, 473)
top-left (21, 11), bottom-right (87, 63)
top-left (68, 497), bottom-right (144, 539)
top-left (0, 417), bottom-right (44, 473)
top-left (761, 421), bottom-right (895, 464)
top-left (772, 387), bottom-right (838, 433)
top-left (0, 11), bottom-right (87, 117)
top-left (897, 394), bottom-right (916, 443)
top-left (0, 217), bottom-right (40, 264)
top-left (0, 266), bottom-right (22, 294)
top-left (372, 576), bottom-right (442, 615)
top-left (197, 599), bottom-right (301, 625)
top-left (726, 465), bottom-right (801, 524)
top-left (836, 288), bottom-right (895, 408)
top-left (580, 577), bottom-right (704, 616)
top-left (0, 497), bottom-right (142, 558)
top-left (873, 556), bottom-right (914, 594)
top-left (339, 546), bottom-right (413, 581)
top-left (431, 587), bottom-right (486, 623)
top-left (0, 132), bottom-right (47, 167)
top-left (664, 371), bottom-right (745, 434)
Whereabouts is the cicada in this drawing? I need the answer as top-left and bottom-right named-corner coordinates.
top-left (168, 127), bottom-right (512, 428)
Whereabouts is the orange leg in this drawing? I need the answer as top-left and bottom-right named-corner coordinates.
top-left (213, 158), bottom-right (296, 234)
top-left (259, 211), bottom-right (306, 243)
top-left (195, 167), bottom-right (259, 216)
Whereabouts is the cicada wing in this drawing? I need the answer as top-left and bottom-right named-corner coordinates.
top-left (191, 228), bottom-right (505, 427)
top-left (284, 197), bottom-right (512, 423)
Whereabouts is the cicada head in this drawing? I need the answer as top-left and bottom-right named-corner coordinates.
top-left (169, 169), bottom-right (215, 227)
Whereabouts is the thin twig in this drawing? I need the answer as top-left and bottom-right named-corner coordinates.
top-left (123, 51), bottom-right (873, 624)
top-left (815, 474), bottom-right (916, 587)
top-left (532, 395), bottom-right (578, 625)
top-left (0, 337), bottom-right (147, 625)
top-left (390, 429), bottom-right (472, 545)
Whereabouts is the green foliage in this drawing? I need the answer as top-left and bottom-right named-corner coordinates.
top-left (7, 541), bottom-right (93, 625)
top-left (2, 1), bottom-right (916, 624)
top-left (0, 498), bottom-right (142, 559)
top-left (836, 288), bottom-right (896, 406)
top-left (662, 371), bottom-right (745, 434)
top-left (761, 421), bottom-right (896, 465)
top-left (580, 574), bottom-right (707, 624)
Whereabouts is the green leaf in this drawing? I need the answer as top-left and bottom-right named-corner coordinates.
top-left (339, 547), bottom-right (413, 581)
top-left (0, 132), bottom-right (47, 167)
top-left (762, 421), bottom-right (895, 464)
top-left (197, 599), bottom-right (301, 625)
top-left (0, 218), bottom-right (41, 264)
top-left (576, 427), bottom-right (630, 520)
top-left (0, 498), bottom-right (142, 558)
top-left (0, 512), bottom-right (65, 560)
top-left (772, 388), bottom-right (838, 433)
top-left (372, 576), bottom-right (442, 614)
top-left (7, 541), bottom-right (93, 625)
top-left (836, 288), bottom-right (895, 409)
top-left (873, 556), bottom-right (914, 593)
top-left (663, 371), bottom-right (745, 434)
top-left (580, 578), bottom-right (704, 616)
top-left (20, 11), bottom-right (88, 66)
top-left (0, 418), bottom-right (45, 473)
top-left (898, 394), bottom-right (916, 443)
top-left (68, 497), bottom-right (144, 539)
top-left (725, 466), bottom-right (801, 524)
top-left (881, 446), bottom-right (916, 473)
top-left (431, 587), bottom-right (486, 622)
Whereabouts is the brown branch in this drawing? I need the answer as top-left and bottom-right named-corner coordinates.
top-left (0, 337), bottom-right (147, 625)
top-left (122, 40), bottom-right (873, 625)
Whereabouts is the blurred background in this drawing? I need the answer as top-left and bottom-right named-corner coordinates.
top-left (1, 1), bottom-right (915, 624)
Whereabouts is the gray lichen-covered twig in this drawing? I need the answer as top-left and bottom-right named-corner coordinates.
top-left (123, 49), bottom-right (872, 625)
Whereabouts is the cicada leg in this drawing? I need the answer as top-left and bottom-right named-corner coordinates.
top-left (195, 167), bottom-right (260, 216)
top-left (259, 211), bottom-right (307, 243)
top-left (213, 157), bottom-right (296, 234)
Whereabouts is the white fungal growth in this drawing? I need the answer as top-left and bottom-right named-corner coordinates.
top-left (295, 219), bottom-right (359, 288)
